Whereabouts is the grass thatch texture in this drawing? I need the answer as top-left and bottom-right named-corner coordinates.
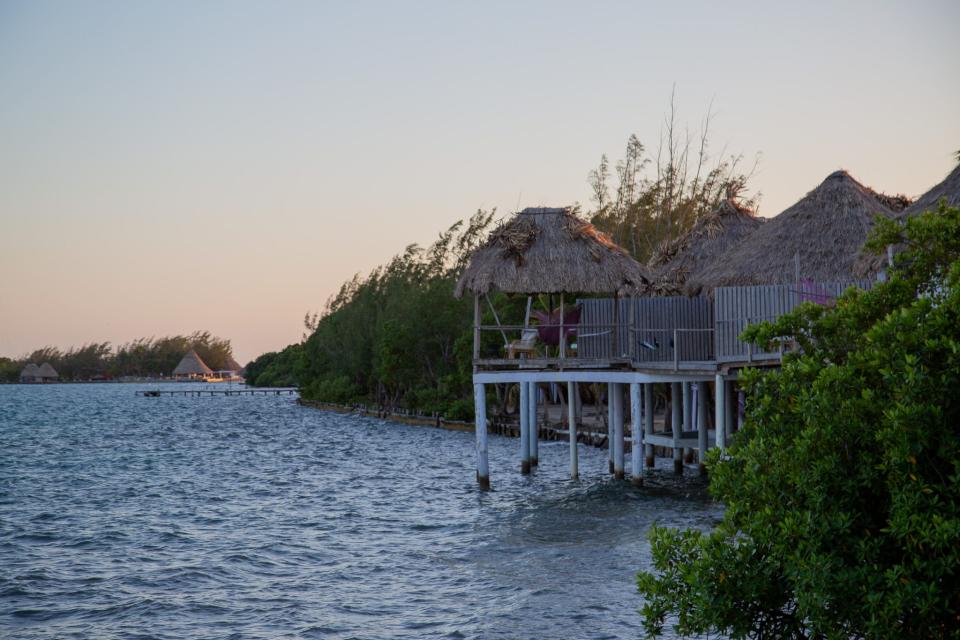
top-left (689, 171), bottom-right (894, 290)
top-left (454, 207), bottom-right (651, 297)
top-left (648, 199), bottom-right (764, 296)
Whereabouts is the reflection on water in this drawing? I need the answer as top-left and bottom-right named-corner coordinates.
top-left (0, 383), bottom-right (721, 639)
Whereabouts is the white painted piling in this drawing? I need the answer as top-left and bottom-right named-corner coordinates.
top-left (528, 382), bottom-right (538, 466)
top-left (682, 381), bottom-right (693, 463)
top-left (474, 383), bottom-right (490, 490)
top-left (630, 382), bottom-right (642, 484)
top-left (643, 384), bottom-right (654, 468)
top-left (697, 382), bottom-right (708, 475)
top-left (607, 382), bottom-right (615, 473)
top-left (671, 381), bottom-right (683, 474)
top-left (567, 380), bottom-right (578, 479)
top-left (613, 383), bottom-right (625, 479)
top-left (519, 382), bottom-right (530, 475)
top-left (715, 374), bottom-right (726, 451)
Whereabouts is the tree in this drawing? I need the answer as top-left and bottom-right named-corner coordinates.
top-left (589, 90), bottom-right (760, 262)
top-left (637, 202), bottom-right (960, 639)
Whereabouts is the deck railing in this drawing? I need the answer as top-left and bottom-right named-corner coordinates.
top-left (472, 280), bottom-right (874, 372)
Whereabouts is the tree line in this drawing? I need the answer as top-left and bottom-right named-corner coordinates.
top-left (0, 331), bottom-right (235, 382)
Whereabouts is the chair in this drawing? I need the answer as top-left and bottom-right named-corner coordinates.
top-left (507, 328), bottom-right (539, 359)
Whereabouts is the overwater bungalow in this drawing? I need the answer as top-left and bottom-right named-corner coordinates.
top-left (172, 350), bottom-right (214, 381)
top-left (648, 198), bottom-right (764, 297)
top-left (457, 175), bottom-right (899, 489)
top-left (19, 362), bottom-right (58, 383)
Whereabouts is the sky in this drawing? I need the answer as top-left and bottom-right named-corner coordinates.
top-left (1, 1), bottom-right (958, 364)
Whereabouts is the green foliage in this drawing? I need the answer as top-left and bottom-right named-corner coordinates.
top-left (637, 203), bottom-right (960, 639)
top-left (3, 331), bottom-right (236, 380)
top-left (290, 210), bottom-right (496, 417)
top-left (588, 95), bottom-right (759, 262)
top-left (245, 344), bottom-right (304, 387)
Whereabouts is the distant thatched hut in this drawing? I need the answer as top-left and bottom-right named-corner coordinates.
top-left (454, 207), bottom-right (651, 297)
top-left (19, 363), bottom-right (41, 383)
top-left (649, 199), bottom-right (765, 296)
top-left (899, 162), bottom-right (960, 218)
top-left (37, 362), bottom-right (59, 381)
top-left (691, 171), bottom-right (894, 290)
top-left (172, 350), bottom-right (213, 380)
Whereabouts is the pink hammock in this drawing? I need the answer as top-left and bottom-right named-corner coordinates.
top-left (531, 306), bottom-right (582, 346)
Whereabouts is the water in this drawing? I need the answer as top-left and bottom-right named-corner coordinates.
top-left (0, 383), bottom-right (722, 639)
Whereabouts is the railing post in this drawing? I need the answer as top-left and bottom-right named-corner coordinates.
top-left (473, 294), bottom-right (481, 363)
top-left (559, 297), bottom-right (565, 360)
top-left (673, 329), bottom-right (680, 371)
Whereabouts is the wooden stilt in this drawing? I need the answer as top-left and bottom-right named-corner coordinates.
top-left (528, 382), bottom-right (538, 466)
top-left (567, 380), bottom-right (578, 480)
top-left (715, 374), bottom-right (726, 451)
top-left (607, 382), bottom-right (615, 473)
top-left (613, 382), bottom-right (625, 479)
top-left (630, 382), bottom-right (643, 485)
top-left (697, 382), bottom-right (708, 475)
top-left (671, 382), bottom-right (683, 474)
top-left (519, 382), bottom-right (530, 475)
top-left (643, 383), bottom-right (654, 468)
top-left (682, 382), bottom-right (693, 463)
top-left (474, 383), bottom-right (490, 490)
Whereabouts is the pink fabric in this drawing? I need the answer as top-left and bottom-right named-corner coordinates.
top-left (531, 306), bottom-right (582, 346)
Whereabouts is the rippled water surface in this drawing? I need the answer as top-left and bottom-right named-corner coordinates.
top-left (1, 383), bottom-right (721, 639)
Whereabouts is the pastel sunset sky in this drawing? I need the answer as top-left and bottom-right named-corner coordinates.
top-left (2, 0), bottom-right (958, 363)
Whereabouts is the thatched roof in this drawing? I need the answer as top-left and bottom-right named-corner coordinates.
top-left (691, 171), bottom-right (894, 290)
top-left (37, 362), bottom-right (58, 379)
top-left (649, 199), bottom-right (765, 296)
top-left (220, 355), bottom-right (242, 372)
top-left (20, 363), bottom-right (40, 377)
top-left (454, 207), bottom-right (651, 297)
top-left (172, 350), bottom-right (213, 376)
top-left (899, 162), bottom-right (960, 218)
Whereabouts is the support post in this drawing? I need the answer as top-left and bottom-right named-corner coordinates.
top-left (737, 388), bottom-right (746, 432)
top-left (715, 374), bottom-right (726, 451)
top-left (671, 381), bottom-right (682, 474)
top-left (682, 381), bottom-right (693, 463)
top-left (630, 382), bottom-right (642, 484)
top-left (567, 380), bottom-right (578, 479)
top-left (519, 382), bottom-right (530, 475)
top-left (643, 383), bottom-right (654, 468)
top-left (528, 382), bottom-right (539, 466)
top-left (697, 382), bottom-right (708, 475)
top-left (613, 383), bottom-right (625, 479)
top-left (474, 383), bottom-right (490, 490)
top-left (607, 382), bottom-right (615, 473)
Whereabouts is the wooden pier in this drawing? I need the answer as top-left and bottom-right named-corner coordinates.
top-left (137, 388), bottom-right (298, 397)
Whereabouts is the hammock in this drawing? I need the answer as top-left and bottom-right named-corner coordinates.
top-left (531, 306), bottom-right (582, 346)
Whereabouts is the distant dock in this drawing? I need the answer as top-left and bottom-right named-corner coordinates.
top-left (136, 388), bottom-right (298, 397)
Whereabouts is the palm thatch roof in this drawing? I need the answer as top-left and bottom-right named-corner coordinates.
top-left (898, 162), bottom-right (960, 218)
top-left (648, 199), bottom-right (765, 296)
top-left (20, 363), bottom-right (40, 378)
top-left (37, 362), bottom-right (58, 379)
top-left (690, 171), bottom-right (894, 290)
top-left (172, 350), bottom-right (213, 376)
top-left (454, 207), bottom-right (651, 297)
top-left (220, 355), bottom-right (242, 372)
